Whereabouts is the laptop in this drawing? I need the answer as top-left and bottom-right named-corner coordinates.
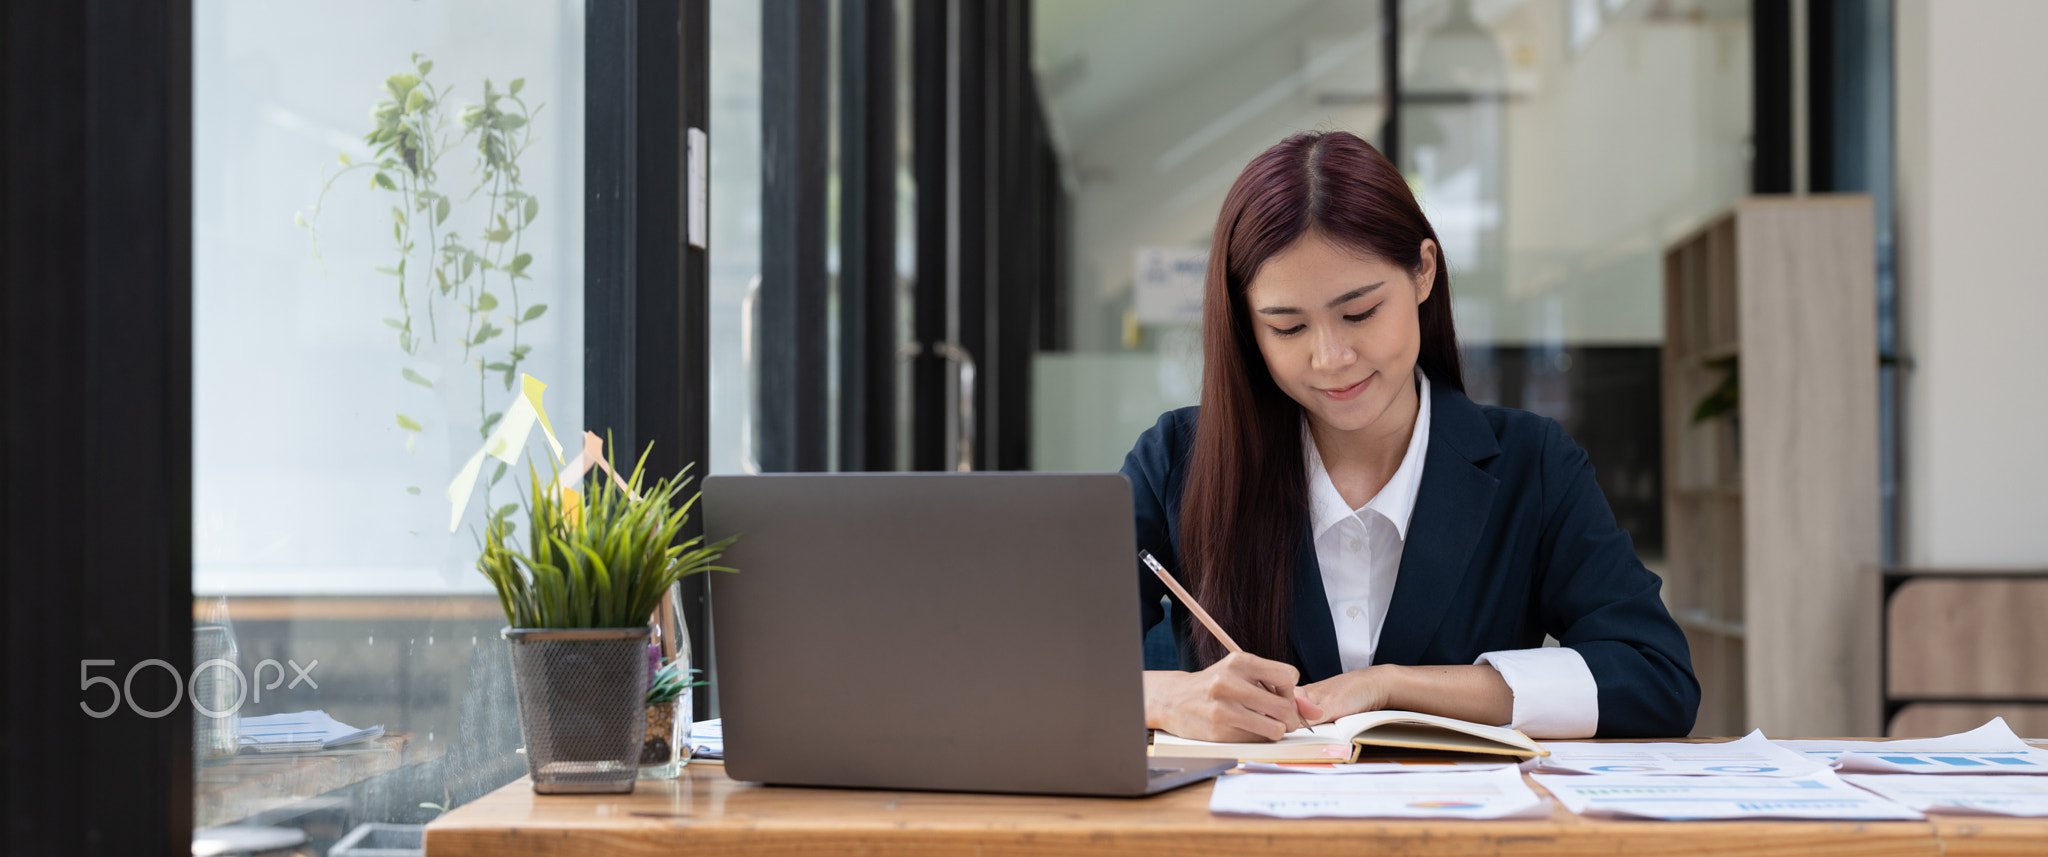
top-left (703, 472), bottom-right (1232, 796)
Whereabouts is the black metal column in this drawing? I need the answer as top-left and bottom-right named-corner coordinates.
top-left (586, 0), bottom-right (715, 718)
top-left (760, 0), bottom-right (831, 473)
top-left (911, 0), bottom-right (951, 471)
top-left (585, 0), bottom-right (639, 451)
top-left (1807, 0), bottom-right (1837, 192)
top-left (3, 1), bottom-right (194, 853)
top-left (992, 0), bottom-right (1040, 471)
top-left (1382, 0), bottom-right (1401, 162)
top-left (840, 0), bottom-right (899, 472)
top-left (954, 0), bottom-right (991, 472)
top-left (678, 0), bottom-right (714, 721)
top-left (1753, 0), bottom-right (1794, 193)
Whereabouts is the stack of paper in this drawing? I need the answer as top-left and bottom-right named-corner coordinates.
top-left (1527, 718), bottom-right (2048, 821)
top-left (1205, 717), bottom-right (2048, 822)
top-left (690, 718), bottom-right (724, 762)
top-left (237, 711), bottom-right (383, 753)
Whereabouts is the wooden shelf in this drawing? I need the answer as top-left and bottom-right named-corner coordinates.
top-left (1689, 342), bottom-right (1740, 364)
top-left (1672, 608), bottom-right (1747, 639)
top-left (1661, 196), bottom-right (1879, 738)
top-left (1671, 485), bottom-right (1743, 500)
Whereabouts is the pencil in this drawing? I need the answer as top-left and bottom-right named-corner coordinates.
top-left (1142, 550), bottom-right (1314, 731)
top-left (1139, 549), bottom-right (1243, 655)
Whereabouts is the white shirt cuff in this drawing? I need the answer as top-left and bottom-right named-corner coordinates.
top-left (1475, 647), bottom-right (1600, 739)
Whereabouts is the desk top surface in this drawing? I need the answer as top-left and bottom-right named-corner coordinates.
top-left (197, 731), bottom-right (442, 829)
top-left (426, 759), bottom-right (2048, 857)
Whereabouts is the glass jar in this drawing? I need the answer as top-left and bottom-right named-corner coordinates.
top-left (639, 583), bottom-right (694, 779)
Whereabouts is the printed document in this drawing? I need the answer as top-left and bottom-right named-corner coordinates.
top-left (1775, 718), bottom-right (2048, 775)
top-left (1211, 767), bottom-right (1547, 819)
top-left (1530, 770), bottom-right (1923, 821)
top-left (690, 718), bottom-right (724, 761)
top-left (238, 710), bottom-right (383, 752)
top-left (1240, 760), bottom-right (1518, 775)
top-left (1842, 774), bottom-right (2048, 817)
top-left (1531, 730), bottom-right (1825, 777)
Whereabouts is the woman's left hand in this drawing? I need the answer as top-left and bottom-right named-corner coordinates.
top-left (1300, 663), bottom-right (1516, 728)
top-left (1298, 665), bottom-right (1402, 725)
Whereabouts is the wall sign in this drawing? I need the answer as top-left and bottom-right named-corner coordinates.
top-left (1133, 246), bottom-right (1208, 325)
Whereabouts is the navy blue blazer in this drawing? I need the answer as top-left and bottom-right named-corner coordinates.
top-left (1121, 385), bottom-right (1699, 738)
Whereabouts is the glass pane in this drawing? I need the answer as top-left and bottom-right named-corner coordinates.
top-left (191, 1), bottom-right (583, 851)
top-left (700, 0), bottom-right (864, 717)
top-left (1030, 0), bottom-right (1751, 569)
top-left (708, 0), bottom-right (763, 477)
top-left (710, 4), bottom-right (874, 475)
top-left (1401, 0), bottom-right (1751, 561)
top-left (1030, 0), bottom-right (1391, 472)
top-left (893, 0), bottom-right (920, 471)
top-left (826, 1), bottom-right (844, 471)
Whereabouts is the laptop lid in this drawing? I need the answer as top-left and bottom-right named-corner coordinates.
top-left (705, 472), bottom-right (1155, 796)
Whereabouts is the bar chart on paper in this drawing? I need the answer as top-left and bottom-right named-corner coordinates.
top-left (1533, 731), bottom-right (1824, 777)
top-left (1529, 771), bottom-right (1927, 821)
top-left (1775, 718), bottom-right (2048, 774)
top-left (1842, 774), bottom-right (2048, 817)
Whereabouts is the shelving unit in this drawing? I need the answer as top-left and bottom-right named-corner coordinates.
top-left (1884, 568), bottom-right (2048, 737)
top-left (1660, 195), bottom-right (1880, 737)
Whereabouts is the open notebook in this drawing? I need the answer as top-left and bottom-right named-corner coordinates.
top-left (1151, 709), bottom-right (1547, 763)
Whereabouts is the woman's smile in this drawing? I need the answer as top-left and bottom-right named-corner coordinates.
top-left (1319, 372), bottom-right (1374, 401)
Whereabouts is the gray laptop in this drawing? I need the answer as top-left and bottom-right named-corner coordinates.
top-left (704, 472), bottom-right (1231, 796)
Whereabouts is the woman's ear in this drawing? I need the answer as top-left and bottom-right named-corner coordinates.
top-left (1414, 238), bottom-right (1439, 305)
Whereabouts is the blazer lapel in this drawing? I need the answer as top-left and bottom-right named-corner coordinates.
top-left (1288, 523), bottom-right (1343, 682)
top-left (1373, 387), bottom-right (1501, 667)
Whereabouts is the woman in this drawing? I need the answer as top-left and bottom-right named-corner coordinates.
top-left (1126, 131), bottom-right (1697, 743)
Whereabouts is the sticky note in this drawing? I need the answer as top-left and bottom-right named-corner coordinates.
top-left (447, 374), bottom-right (566, 531)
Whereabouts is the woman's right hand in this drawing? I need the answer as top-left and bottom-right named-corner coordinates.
top-left (1144, 653), bottom-right (1324, 742)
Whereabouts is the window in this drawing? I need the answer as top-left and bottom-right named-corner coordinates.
top-left (191, 0), bottom-right (583, 848)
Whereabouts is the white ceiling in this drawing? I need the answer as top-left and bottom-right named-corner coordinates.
top-left (1032, 0), bottom-right (1327, 153)
top-left (1031, 0), bottom-right (1749, 160)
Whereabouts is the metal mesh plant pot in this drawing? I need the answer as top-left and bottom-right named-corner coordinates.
top-left (504, 627), bottom-right (651, 794)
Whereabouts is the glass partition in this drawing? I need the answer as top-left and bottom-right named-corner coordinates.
top-left (708, 0), bottom-right (921, 477)
top-left (708, 0), bottom-right (764, 478)
top-left (1031, 0), bottom-right (1753, 565)
top-left (191, 0), bottom-right (583, 850)
top-left (1030, 0), bottom-right (1391, 472)
top-left (1402, 0), bottom-right (1751, 557)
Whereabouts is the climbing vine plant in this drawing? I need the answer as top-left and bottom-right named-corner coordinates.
top-left (299, 53), bottom-right (547, 504)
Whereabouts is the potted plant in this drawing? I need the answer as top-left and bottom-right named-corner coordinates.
top-left (640, 656), bottom-right (707, 779)
top-left (477, 447), bottom-right (734, 794)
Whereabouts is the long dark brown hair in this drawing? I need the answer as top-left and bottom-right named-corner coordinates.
top-left (1179, 131), bottom-right (1465, 667)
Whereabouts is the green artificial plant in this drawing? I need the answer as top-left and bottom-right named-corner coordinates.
top-left (645, 659), bottom-right (709, 706)
top-left (1691, 354), bottom-right (1739, 425)
top-left (477, 447), bottom-right (737, 629)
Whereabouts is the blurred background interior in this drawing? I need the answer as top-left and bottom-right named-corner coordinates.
top-left (161, 0), bottom-right (2047, 853)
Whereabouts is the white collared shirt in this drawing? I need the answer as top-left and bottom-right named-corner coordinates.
top-left (1304, 370), bottom-right (1601, 739)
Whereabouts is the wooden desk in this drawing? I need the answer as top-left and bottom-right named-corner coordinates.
top-left (425, 761), bottom-right (2048, 857)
